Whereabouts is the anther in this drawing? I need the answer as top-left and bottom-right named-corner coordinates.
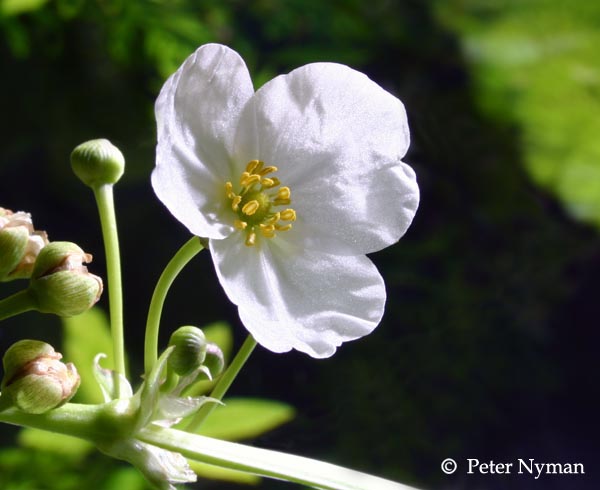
top-left (231, 195), bottom-right (242, 211)
top-left (245, 232), bottom-right (257, 247)
top-left (275, 223), bottom-right (293, 232)
top-left (241, 174), bottom-right (261, 188)
top-left (260, 224), bottom-right (276, 238)
top-left (276, 187), bottom-right (291, 200)
top-left (241, 200), bottom-right (260, 216)
top-left (280, 209), bottom-right (296, 221)
top-left (245, 160), bottom-right (262, 173)
top-left (264, 213), bottom-right (280, 225)
top-left (259, 166), bottom-right (278, 175)
top-left (234, 220), bottom-right (247, 230)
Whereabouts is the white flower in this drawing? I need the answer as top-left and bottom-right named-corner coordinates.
top-left (152, 44), bottom-right (419, 358)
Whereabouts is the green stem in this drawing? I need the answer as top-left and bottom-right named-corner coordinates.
top-left (139, 424), bottom-right (421, 490)
top-left (0, 289), bottom-right (37, 321)
top-left (186, 335), bottom-right (257, 431)
top-left (0, 401), bottom-right (132, 443)
top-left (93, 184), bottom-right (126, 394)
top-left (144, 237), bottom-right (204, 377)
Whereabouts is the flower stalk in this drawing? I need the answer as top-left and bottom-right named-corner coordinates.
top-left (93, 184), bottom-right (126, 393)
top-left (0, 289), bottom-right (37, 321)
top-left (70, 139), bottom-right (127, 395)
top-left (185, 334), bottom-right (257, 431)
top-left (140, 424), bottom-right (422, 490)
top-left (0, 400), bottom-right (420, 490)
top-left (144, 237), bottom-right (204, 377)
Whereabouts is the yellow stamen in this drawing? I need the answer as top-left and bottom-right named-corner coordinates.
top-left (226, 160), bottom-right (296, 246)
top-left (275, 223), bottom-right (293, 232)
top-left (260, 224), bottom-right (276, 237)
top-left (241, 173), bottom-right (261, 188)
top-left (264, 212), bottom-right (280, 225)
top-left (280, 209), bottom-right (296, 221)
top-left (225, 181), bottom-right (235, 198)
top-left (231, 195), bottom-right (242, 211)
top-left (259, 165), bottom-right (278, 175)
top-left (261, 177), bottom-right (276, 188)
top-left (246, 160), bottom-right (262, 173)
top-left (276, 187), bottom-right (291, 200)
top-left (245, 231), bottom-right (257, 247)
top-left (241, 200), bottom-right (260, 216)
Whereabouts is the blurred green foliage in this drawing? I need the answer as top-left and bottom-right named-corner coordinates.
top-left (1, 1), bottom-right (599, 490)
top-left (436, 0), bottom-right (600, 227)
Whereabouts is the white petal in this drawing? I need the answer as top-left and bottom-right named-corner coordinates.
top-left (153, 44), bottom-right (254, 238)
top-left (233, 62), bottom-right (419, 254)
top-left (210, 238), bottom-right (385, 358)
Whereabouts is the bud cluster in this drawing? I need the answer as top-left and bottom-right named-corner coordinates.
top-left (1, 340), bottom-right (80, 414)
top-left (0, 205), bottom-right (104, 317)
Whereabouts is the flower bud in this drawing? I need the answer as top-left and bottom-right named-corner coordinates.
top-left (0, 207), bottom-right (48, 281)
top-left (203, 342), bottom-right (225, 379)
top-left (28, 241), bottom-right (103, 317)
top-left (1, 340), bottom-right (80, 414)
top-left (70, 139), bottom-right (125, 188)
top-left (167, 326), bottom-right (207, 376)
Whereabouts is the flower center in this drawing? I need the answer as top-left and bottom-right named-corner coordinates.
top-left (225, 160), bottom-right (296, 246)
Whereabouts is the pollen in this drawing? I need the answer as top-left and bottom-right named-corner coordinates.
top-left (225, 160), bottom-right (297, 246)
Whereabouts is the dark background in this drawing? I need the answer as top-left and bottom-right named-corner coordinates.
top-left (1, 1), bottom-right (598, 489)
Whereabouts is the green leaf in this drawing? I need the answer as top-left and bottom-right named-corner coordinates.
top-left (188, 459), bottom-right (260, 485)
top-left (17, 428), bottom-right (93, 459)
top-left (198, 397), bottom-right (295, 441)
top-left (62, 307), bottom-right (116, 404)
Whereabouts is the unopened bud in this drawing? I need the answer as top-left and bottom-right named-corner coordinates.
top-left (28, 241), bottom-right (103, 317)
top-left (1, 340), bottom-right (80, 414)
top-left (167, 326), bottom-right (207, 376)
top-left (0, 207), bottom-right (48, 281)
top-left (71, 139), bottom-right (125, 188)
top-left (203, 342), bottom-right (225, 379)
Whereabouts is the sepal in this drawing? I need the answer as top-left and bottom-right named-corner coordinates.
top-left (93, 353), bottom-right (133, 402)
top-left (98, 438), bottom-right (196, 490)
